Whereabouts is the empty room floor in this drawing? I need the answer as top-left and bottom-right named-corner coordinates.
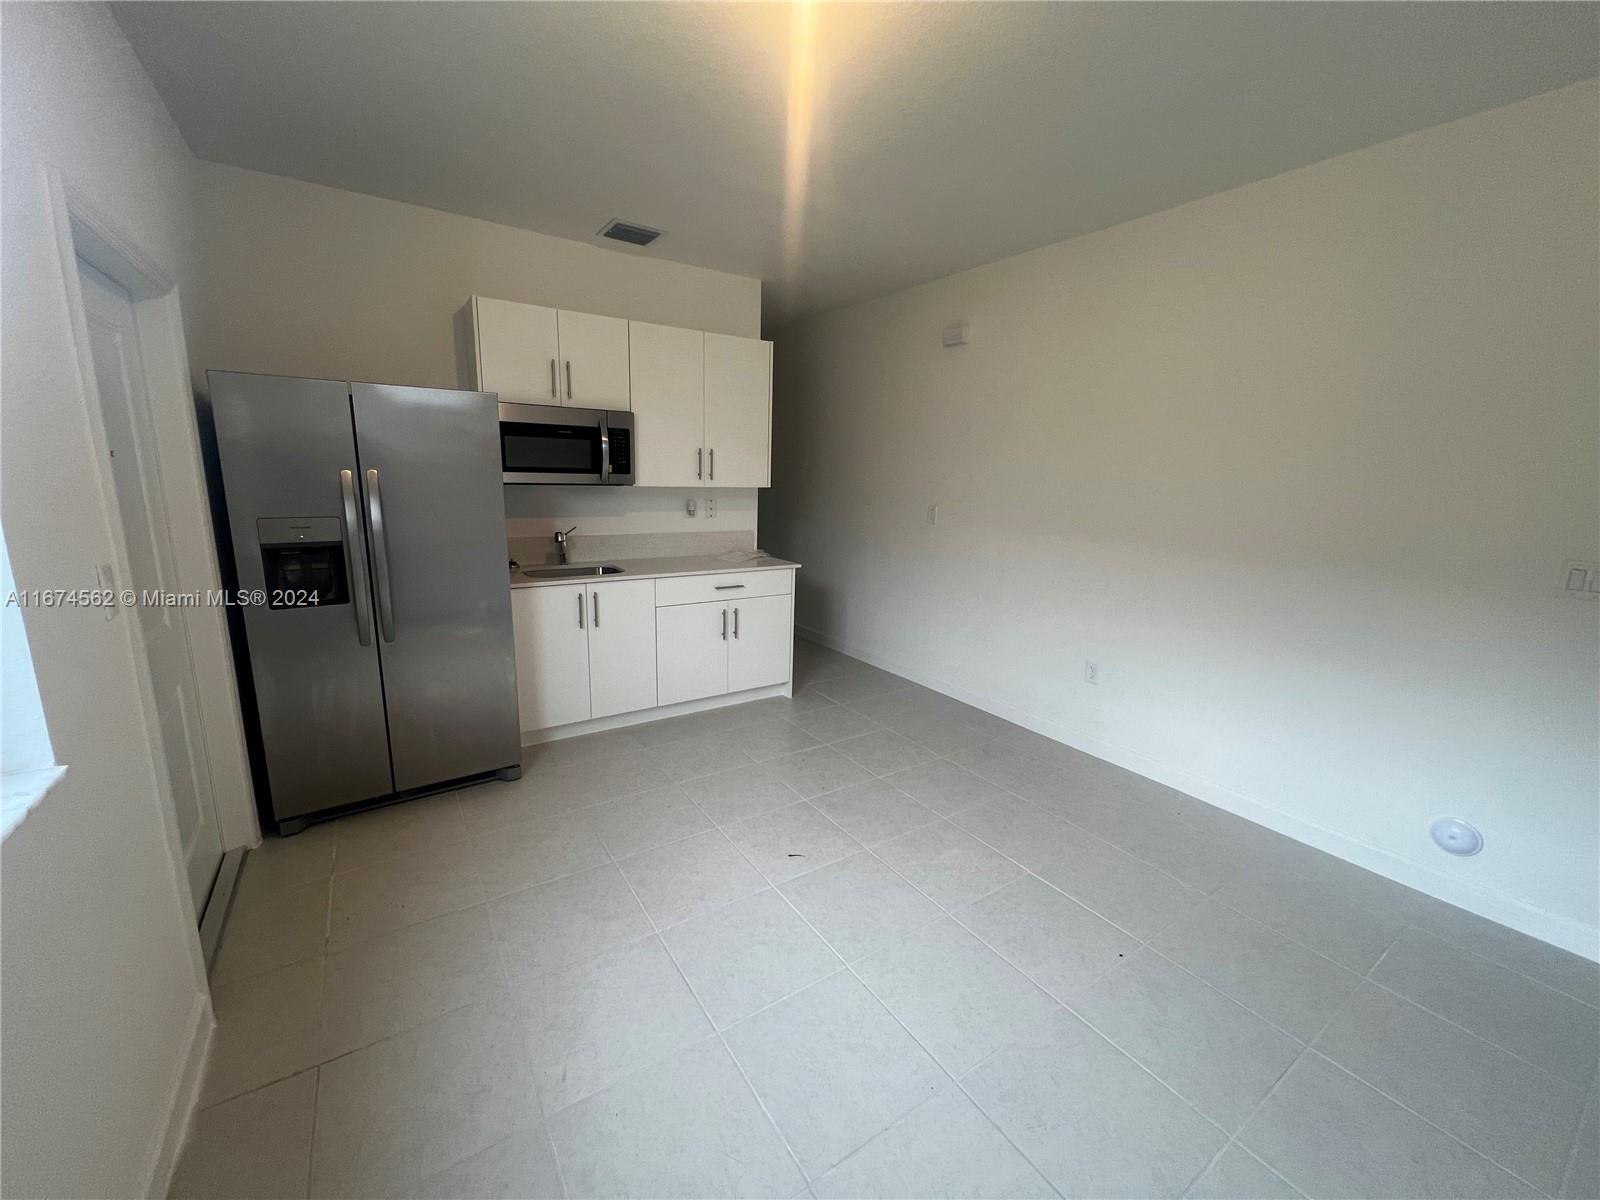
top-left (175, 641), bottom-right (1600, 1200)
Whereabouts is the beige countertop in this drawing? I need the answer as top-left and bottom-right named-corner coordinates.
top-left (509, 553), bottom-right (800, 589)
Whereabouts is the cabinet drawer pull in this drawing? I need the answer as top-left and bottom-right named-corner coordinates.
top-left (697, 447), bottom-right (703, 480)
top-left (591, 590), bottom-right (599, 627)
top-left (733, 607), bottom-right (739, 638)
top-left (721, 608), bottom-right (728, 640)
top-left (565, 360), bottom-right (573, 400)
top-left (549, 358), bottom-right (557, 399)
top-left (713, 584), bottom-right (745, 591)
top-left (708, 447), bottom-right (714, 480)
top-left (577, 591), bottom-right (584, 629)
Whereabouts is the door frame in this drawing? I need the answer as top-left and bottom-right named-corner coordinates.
top-left (44, 169), bottom-right (259, 873)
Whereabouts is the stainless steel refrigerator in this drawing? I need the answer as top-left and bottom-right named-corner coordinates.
top-left (209, 371), bottom-right (520, 832)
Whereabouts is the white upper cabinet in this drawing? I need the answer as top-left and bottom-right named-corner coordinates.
top-left (703, 333), bottom-right (772, 488)
top-left (556, 309), bottom-right (631, 410)
top-left (469, 297), bottom-right (772, 485)
top-left (473, 296), bottom-right (560, 405)
top-left (629, 321), bottom-right (706, 487)
top-left (468, 298), bottom-right (629, 410)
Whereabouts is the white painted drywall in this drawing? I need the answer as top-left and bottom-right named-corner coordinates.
top-left (0, 5), bottom-right (213, 1196)
top-left (187, 160), bottom-right (762, 390)
top-left (764, 81), bottom-right (1600, 957)
top-left (185, 164), bottom-right (767, 558)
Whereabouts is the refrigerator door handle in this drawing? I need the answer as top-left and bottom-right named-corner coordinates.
top-left (339, 469), bottom-right (374, 647)
top-left (365, 468), bottom-right (397, 643)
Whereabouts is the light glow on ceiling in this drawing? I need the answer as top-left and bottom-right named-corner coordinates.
top-left (781, 0), bottom-right (819, 284)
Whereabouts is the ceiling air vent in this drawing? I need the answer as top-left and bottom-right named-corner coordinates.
top-left (599, 219), bottom-right (662, 247)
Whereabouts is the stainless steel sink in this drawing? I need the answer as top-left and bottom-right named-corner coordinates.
top-left (519, 564), bottom-right (625, 579)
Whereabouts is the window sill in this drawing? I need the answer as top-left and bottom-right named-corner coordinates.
top-left (1, 765), bottom-right (67, 842)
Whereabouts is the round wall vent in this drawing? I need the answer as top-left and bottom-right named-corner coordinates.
top-left (1430, 817), bottom-right (1484, 857)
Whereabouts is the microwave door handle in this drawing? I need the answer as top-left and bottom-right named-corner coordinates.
top-left (365, 468), bottom-right (397, 643)
top-left (339, 469), bottom-right (374, 646)
top-left (599, 418), bottom-right (612, 484)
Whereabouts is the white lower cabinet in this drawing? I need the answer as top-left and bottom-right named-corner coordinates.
top-left (514, 568), bottom-right (794, 734)
top-left (728, 593), bottom-right (793, 692)
top-left (587, 579), bottom-right (657, 719)
top-left (656, 601), bottom-right (730, 706)
top-left (511, 583), bottom-right (591, 731)
top-left (511, 578), bottom-right (658, 731)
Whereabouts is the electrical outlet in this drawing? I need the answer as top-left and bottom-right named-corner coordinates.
top-left (927, 505), bottom-right (940, 525)
top-left (706, 497), bottom-right (717, 519)
top-left (1084, 661), bottom-right (1100, 685)
top-left (1560, 560), bottom-right (1599, 599)
top-left (686, 497), bottom-right (698, 518)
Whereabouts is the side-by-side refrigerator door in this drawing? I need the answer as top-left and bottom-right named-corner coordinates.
top-left (351, 383), bottom-right (520, 791)
top-left (210, 371), bottom-right (396, 819)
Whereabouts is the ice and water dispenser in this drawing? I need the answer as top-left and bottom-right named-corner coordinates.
top-left (255, 517), bottom-right (350, 608)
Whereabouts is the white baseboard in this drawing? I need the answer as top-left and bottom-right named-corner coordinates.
top-left (522, 682), bottom-right (792, 746)
top-left (798, 624), bottom-right (1598, 960)
top-left (144, 990), bottom-right (214, 1200)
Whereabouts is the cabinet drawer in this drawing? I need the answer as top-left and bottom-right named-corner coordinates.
top-left (654, 569), bottom-right (792, 608)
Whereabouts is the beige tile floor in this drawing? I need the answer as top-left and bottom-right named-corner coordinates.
top-left (174, 640), bottom-right (1600, 1200)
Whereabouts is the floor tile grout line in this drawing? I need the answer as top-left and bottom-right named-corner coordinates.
top-left (481, 879), bottom-right (574, 1200)
top-left (1305, 1047), bottom-right (1559, 1198)
top-left (602, 825), bottom-right (818, 1194)
top-left (1394, 920), bottom-right (1600, 1012)
top-left (812, 659), bottom-right (1587, 1196)
top-left (841, 815), bottom-right (1260, 1168)
top-left (848, 776), bottom-right (1563, 1198)
top-left (1354, 973), bottom-right (1598, 1092)
top-left (1169, 919), bottom-right (1460, 1199)
top-left (1557, 1076), bottom-right (1597, 1200)
top-left (708, 813), bottom-right (1070, 1199)
top-left (942, 719), bottom-right (1600, 1008)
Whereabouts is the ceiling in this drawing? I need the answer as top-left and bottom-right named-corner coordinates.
top-left (113, 2), bottom-right (1597, 325)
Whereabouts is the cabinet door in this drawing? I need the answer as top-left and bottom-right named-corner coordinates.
top-left (727, 592), bottom-right (793, 693)
top-left (587, 579), bottom-right (657, 719)
top-left (511, 584), bottom-right (592, 731)
top-left (628, 321), bottom-right (705, 487)
top-left (703, 333), bottom-right (772, 487)
top-left (557, 309), bottom-right (631, 409)
top-left (656, 602), bottom-right (729, 706)
top-left (474, 297), bottom-right (560, 405)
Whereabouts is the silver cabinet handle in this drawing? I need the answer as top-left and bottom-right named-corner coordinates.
top-left (733, 607), bottom-right (740, 639)
top-left (339, 469), bottom-right (374, 647)
top-left (713, 584), bottom-right (745, 591)
top-left (709, 447), bottom-right (714, 481)
top-left (721, 607), bottom-right (727, 640)
top-left (591, 590), bottom-right (599, 627)
top-left (364, 468), bottom-right (396, 643)
top-left (565, 360), bottom-right (573, 400)
top-left (577, 591), bottom-right (585, 629)
top-left (549, 358), bottom-right (558, 399)
top-left (697, 447), bottom-right (703, 480)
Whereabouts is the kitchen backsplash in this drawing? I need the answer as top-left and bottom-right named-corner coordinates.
top-left (508, 528), bottom-right (757, 567)
top-left (504, 484), bottom-right (759, 566)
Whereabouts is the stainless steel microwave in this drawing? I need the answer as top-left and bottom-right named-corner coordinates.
top-left (499, 401), bottom-right (634, 485)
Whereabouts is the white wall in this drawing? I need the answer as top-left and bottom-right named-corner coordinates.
top-left (188, 160), bottom-right (761, 389)
top-left (186, 161), bottom-right (767, 556)
top-left (0, 5), bottom-right (212, 1196)
top-left (764, 82), bottom-right (1600, 956)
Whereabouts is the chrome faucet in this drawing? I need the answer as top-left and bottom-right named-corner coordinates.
top-left (553, 526), bottom-right (576, 565)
